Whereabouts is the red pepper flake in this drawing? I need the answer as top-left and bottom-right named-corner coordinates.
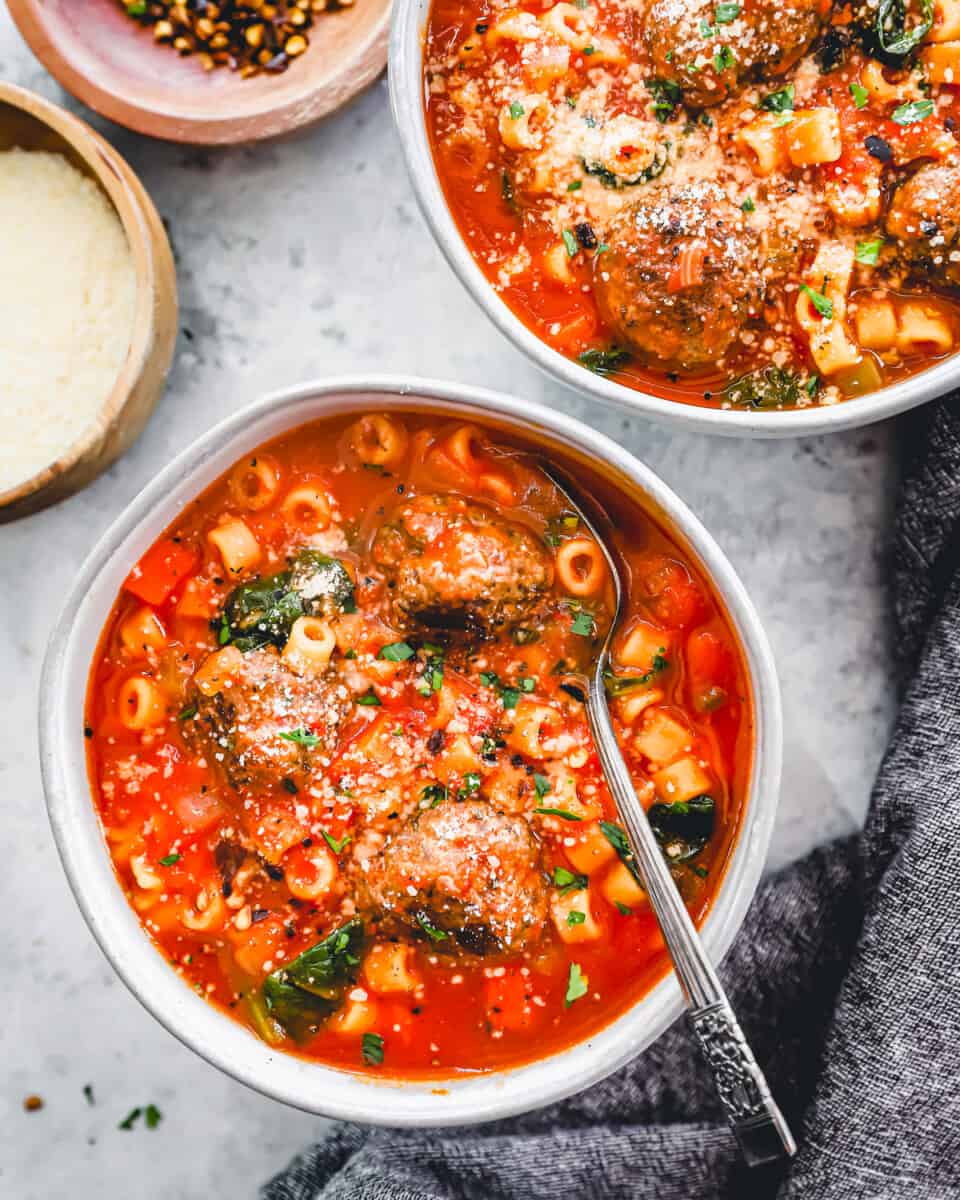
top-left (23, 1095), bottom-right (44, 1112)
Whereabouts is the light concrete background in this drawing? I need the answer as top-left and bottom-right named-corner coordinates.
top-left (0, 7), bottom-right (898, 1197)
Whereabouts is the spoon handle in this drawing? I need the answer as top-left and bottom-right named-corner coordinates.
top-left (586, 689), bottom-right (797, 1168)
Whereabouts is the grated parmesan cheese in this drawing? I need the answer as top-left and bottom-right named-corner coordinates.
top-left (0, 149), bottom-right (136, 494)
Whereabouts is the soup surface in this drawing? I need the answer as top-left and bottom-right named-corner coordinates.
top-left (85, 412), bottom-right (751, 1075)
top-left (425, 0), bottom-right (960, 410)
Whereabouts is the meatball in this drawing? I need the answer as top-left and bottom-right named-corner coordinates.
top-left (189, 646), bottom-right (351, 790)
top-left (372, 493), bottom-right (552, 637)
top-left (646, 0), bottom-right (825, 108)
top-left (593, 185), bottom-right (764, 368)
top-left (355, 800), bottom-right (548, 954)
top-left (886, 163), bottom-right (960, 287)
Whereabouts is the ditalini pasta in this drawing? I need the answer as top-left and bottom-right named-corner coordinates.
top-left (85, 412), bottom-right (751, 1075)
top-left (425, 0), bottom-right (960, 410)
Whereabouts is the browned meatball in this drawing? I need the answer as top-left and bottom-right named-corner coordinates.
top-left (354, 800), bottom-right (548, 954)
top-left (189, 647), bottom-right (351, 790)
top-left (593, 185), bottom-right (764, 368)
top-left (886, 162), bottom-right (960, 286)
top-left (646, 0), bottom-right (825, 108)
top-left (372, 493), bottom-right (552, 637)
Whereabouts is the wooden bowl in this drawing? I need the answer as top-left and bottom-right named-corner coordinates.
top-left (8, 0), bottom-right (391, 144)
top-left (0, 82), bottom-right (177, 523)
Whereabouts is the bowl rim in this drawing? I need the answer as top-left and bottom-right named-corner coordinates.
top-left (8, 0), bottom-right (391, 144)
top-left (0, 81), bottom-right (160, 510)
top-left (388, 0), bottom-right (960, 439)
top-left (39, 373), bottom-right (783, 1125)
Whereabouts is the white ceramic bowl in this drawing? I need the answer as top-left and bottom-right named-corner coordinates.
top-left (39, 376), bottom-right (782, 1124)
top-left (389, 4), bottom-right (959, 438)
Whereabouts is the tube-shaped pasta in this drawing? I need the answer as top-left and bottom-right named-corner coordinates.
top-left (506, 701), bottom-right (562, 758)
top-left (854, 295), bottom-right (898, 352)
top-left (616, 686), bottom-right (664, 726)
top-left (541, 2), bottom-right (592, 49)
top-left (564, 821), bottom-right (618, 875)
top-left (118, 675), bottom-right (167, 730)
top-left (284, 843), bottom-right (338, 902)
top-left (193, 645), bottom-right (243, 697)
top-left (208, 517), bottom-right (261, 576)
top-left (499, 95), bottom-right (549, 150)
top-left (550, 888), bottom-right (603, 943)
top-left (796, 242), bottom-right (861, 375)
top-left (348, 414), bottom-right (409, 467)
top-left (634, 708), bottom-right (692, 767)
top-left (364, 942), bottom-right (421, 993)
top-left (932, 0), bottom-right (960, 41)
top-left (556, 537), bottom-right (606, 597)
top-left (330, 997), bottom-right (379, 1034)
top-left (896, 300), bottom-right (955, 356)
top-left (652, 755), bottom-right (713, 804)
top-left (443, 424), bottom-right (487, 474)
top-left (282, 616), bottom-right (336, 675)
top-left (228, 454), bottom-right (281, 511)
top-left (485, 9), bottom-right (541, 45)
top-left (477, 470), bottom-right (517, 507)
top-left (736, 115), bottom-right (789, 177)
top-left (120, 606), bottom-right (166, 657)
top-left (601, 861), bottom-right (647, 910)
top-left (921, 40), bottom-right (960, 81)
top-left (543, 242), bottom-right (576, 286)
top-left (282, 483), bottom-right (332, 532)
top-left (785, 108), bottom-right (842, 166)
top-left (180, 885), bottom-right (226, 933)
top-left (130, 852), bottom-right (163, 891)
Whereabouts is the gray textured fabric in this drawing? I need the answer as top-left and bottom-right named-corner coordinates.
top-left (263, 400), bottom-right (960, 1200)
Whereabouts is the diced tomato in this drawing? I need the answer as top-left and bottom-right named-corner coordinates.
top-left (177, 575), bottom-right (220, 620)
top-left (125, 539), bottom-right (198, 606)
top-left (687, 629), bottom-right (736, 712)
top-left (640, 557), bottom-right (705, 629)
top-left (484, 967), bottom-right (539, 1033)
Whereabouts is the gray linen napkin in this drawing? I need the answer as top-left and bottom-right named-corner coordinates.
top-left (263, 400), bottom-right (960, 1200)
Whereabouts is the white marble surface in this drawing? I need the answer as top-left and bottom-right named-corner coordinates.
top-left (0, 8), bottom-right (899, 1197)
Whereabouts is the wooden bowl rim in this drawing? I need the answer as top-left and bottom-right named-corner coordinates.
top-left (0, 82), bottom-right (162, 512)
top-left (7, 0), bottom-right (391, 145)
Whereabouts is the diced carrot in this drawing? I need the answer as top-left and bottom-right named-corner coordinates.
top-left (667, 243), bottom-right (706, 295)
top-left (177, 575), bottom-right (219, 620)
top-left (125, 539), bottom-right (198, 606)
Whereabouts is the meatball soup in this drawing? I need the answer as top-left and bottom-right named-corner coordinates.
top-left (424, 0), bottom-right (960, 410)
top-left (84, 411), bottom-right (751, 1076)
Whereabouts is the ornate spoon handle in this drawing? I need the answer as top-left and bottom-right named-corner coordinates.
top-left (586, 688), bottom-right (796, 1167)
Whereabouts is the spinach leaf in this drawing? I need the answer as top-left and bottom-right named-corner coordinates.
top-left (647, 795), bottom-right (715, 862)
top-left (868, 0), bottom-right (933, 62)
top-left (223, 550), bottom-right (355, 652)
top-left (600, 821), bottom-right (644, 885)
top-left (723, 366), bottom-right (815, 410)
top-left (261, 918), bottom-right (364, 1041)
top-left (578, 346), bottom-right (632, 376)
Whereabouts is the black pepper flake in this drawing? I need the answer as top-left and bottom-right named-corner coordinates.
top-left (285, 924), bottom-right (296, 939)
top-left (288, 897), bottom-right (304, 908)
top-left (84, 726), bottom-right (93, 738)
top-left (559, 682), bottom-right (586, 703)
top-left (282, 777), bottom-right (298, 794)
top-left (667, 371), bottom-right (680, 383)
top-left (264, 862), bottom-right (284, 881)
top-left (511, 752), bottom-right (525, 768)
top-left (221, 880), bottom-right (233, 899)
top-left (301, 837), bottom-right (313, 848)
top-left (920, 219), bottom-right (939, 237)
top-left (574, 221), bottom-right (597, 250)
top-left (864, 135), bottom-right (892, 163)
top-left (946, 116), bottom-right (957, 132)
top-left (427, 729), bottom-right (446, 755)
top-left (703, 391), bottom-right (713, 400)
top-left (251, 908), bottom-right (270, 924)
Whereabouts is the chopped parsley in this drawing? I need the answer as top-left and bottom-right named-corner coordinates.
top-left (712, 45), bottom-right (735, 73)
top-left (509, 100), bottom-right (525, 120)
top-left (356, 689), bottom-right (382, 706)
top-left (760, 83), bottom-right (795, 113)
top-left (145, 1104), bottom-right (162, 1130)
top-left (533, 773), bottom-right (551, 801)
top-left (891, 99), bottom-right (934, 125)
top-left (562, 228), bottom-right (579, 257)
top-left (118, 1108), bottom-right (142, 1131)
top-left (849, 82), bottom-right (869, 109)
top-left (570, 610), bottom-right (595, 637)
top-left (534, 807), bottom-right (583, 820)
top-left (177, 704), bottom-right (197, 721)
top-left (855, 239), bottom-right (883, 266)
top-left (83, 1084), bottom-right (95, 1106)
top-left (321, 830), bottom-right (352, 854)
top-left (378, 641), bottom-right (414, 662)
top-left (416, 912), bottom-right (449, 942)
top-left (567, 179), bottom-right (583, 191)
top-left (615, 901), bottom-right (633, 916)
top-left (715, 2), bottom-right (739, 21)
top-left (801, 283), bottom-right (833, 320)
top-left (420, 782), bottom-right (448, 808)
top-left (645, 78), bottom-right (683, 123)
top-left (565, 962), bottom-right (589, 1006)
top-left (578, 345), bottom-right (630, 375)
top-left (699, 18), bottom-right (716, 37)
top-left (741, 196), bottom-right (755, 213)
top-left (362, 1032), bottom-right (385, 1065)
top-left (279, 727), bottom-right (321, 748)
top-left (459, 772), bottom-right (482, 797)
top-left (158, 853), bottom-right (181, 867)
top-left (552, 866), bottom-right (588, 895)
top-left (566, 910), bottom-right (586, 926)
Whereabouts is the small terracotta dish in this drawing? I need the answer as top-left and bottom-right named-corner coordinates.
top-left (8, 0), bottom-right (390, 144)
top-left (0, 82), bottom-right (177, 523)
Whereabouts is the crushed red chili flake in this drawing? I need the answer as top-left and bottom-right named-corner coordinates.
top-left (23, 1095), bottom-right (44, 1112)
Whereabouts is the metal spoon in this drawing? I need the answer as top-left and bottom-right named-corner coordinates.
top-left (543, 463), bottom-right (796, 1168)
